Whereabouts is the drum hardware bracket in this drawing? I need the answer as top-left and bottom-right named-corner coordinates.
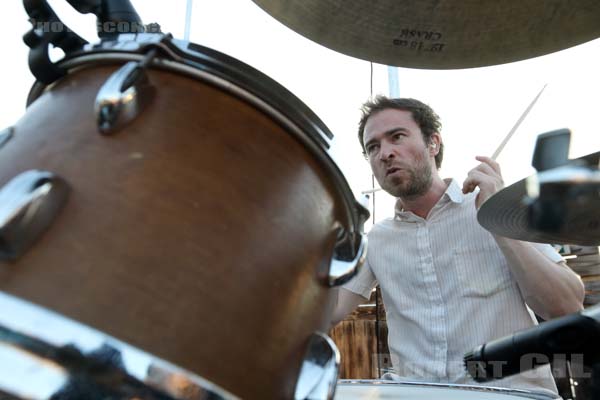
top-left (22, 0), bottom-right (89, 85)
top-left (0, 170), bottom-right (70, 262)
top-left (87, 32), bottom-right (177, 62)
top-left (0, 127), bottom-right (14, 150)
top-left (95, 48), bottom-right (158, 135)
top-left (526, 129), bottom-right (600, 234)
top-left (294, 332), bottom-right (340, 400)
top-left (531, 128), bottom-right (571, 172)
top-left (325, 227), bottom-right (367, 287)
top-left (64, 0), bottom-right (144, 40)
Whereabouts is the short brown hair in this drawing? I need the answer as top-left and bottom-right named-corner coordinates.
top-left (358, 96), bottom-right (444, 169)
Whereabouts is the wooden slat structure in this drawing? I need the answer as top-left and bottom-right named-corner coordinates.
top-left (564, 246), bottom-right (600, 307)
top-left (329, 312), bottom-right (378, 379)
top-left (329, 288), bottom-right (389, 379)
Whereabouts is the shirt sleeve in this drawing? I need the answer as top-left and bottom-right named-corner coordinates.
top-left (342, 256), bottom-right (378, 299)
top-left (531, 242), bottom-right (564, 263)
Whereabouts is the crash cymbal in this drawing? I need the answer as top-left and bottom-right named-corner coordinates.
top-left (477, 152), bottom-right (600, 246)
top-left (252, 0), bottom-right (600, 69)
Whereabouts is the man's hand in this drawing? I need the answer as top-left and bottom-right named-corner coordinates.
top-left (462, 156), bottom-right (504, 209)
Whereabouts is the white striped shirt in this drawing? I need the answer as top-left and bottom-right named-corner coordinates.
top-left (344, 179), bottom-right (561, 394)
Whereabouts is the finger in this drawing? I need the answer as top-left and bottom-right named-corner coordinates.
top-left (475, 156), bottom-right (501, 175)
top-left (462, 176), bottom-right (480, 193)
top-left (463, 168), bottom-right (479, 193)
top-left (463, 169), bottom-right (493, 193)
top-left (470, 169), bottom-right (506, 198)
top-left (465, 169), bottom-right (484, 184)
top-left (462, 183), bottom-right (476, 194)
top-left (462, 178), bottom-right (470, 193)
top-left (471, 162), bottom-right (499, 179)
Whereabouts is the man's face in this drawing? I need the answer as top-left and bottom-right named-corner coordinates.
top-left (363, 109), bottom-right (436, 198)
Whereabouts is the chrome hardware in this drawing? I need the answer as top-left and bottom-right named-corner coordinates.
top-left (582, 303), bottom-right (600, 321)
top-left (95, 51), bottom-right (157, 135)
top-left (0, 170), bottom-right (69, 261)
top-left (294, 332), bottom-right (340, 400)
top-left (0, 127), bottom-right (14, 150)
top-left (326, 229), bottom-right (367, 287)
top-left (0, 291), bottom-right (238, 400)
top-left (525, 164), bottom-right (600, 200)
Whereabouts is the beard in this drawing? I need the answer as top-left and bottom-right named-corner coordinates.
top-left (380, 152), bottom-right (433, 199)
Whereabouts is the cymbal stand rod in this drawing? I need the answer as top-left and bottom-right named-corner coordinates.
top-left (184, 0), bottom-right (194, 41)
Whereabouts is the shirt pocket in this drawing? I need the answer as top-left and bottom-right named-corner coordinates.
top-left (452, 244), bottom-right (514, 297)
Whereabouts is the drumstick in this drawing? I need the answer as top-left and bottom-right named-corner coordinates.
top-left (491, 84), bottom-right (547, 160)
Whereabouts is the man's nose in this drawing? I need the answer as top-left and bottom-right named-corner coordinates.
top-left (378, 141), bottom-right (395, 161)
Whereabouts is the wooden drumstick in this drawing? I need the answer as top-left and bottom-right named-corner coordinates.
top-left (491, 84), bottom-right (547, 161)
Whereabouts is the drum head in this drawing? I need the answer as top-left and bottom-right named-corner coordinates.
top-left (335, 381), bottom-right (559, 400)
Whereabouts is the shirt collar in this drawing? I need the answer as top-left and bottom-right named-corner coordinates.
top-left (444, 178), bottom-right (464, 204)
top-left (394, 178), bottom-right (464, 218)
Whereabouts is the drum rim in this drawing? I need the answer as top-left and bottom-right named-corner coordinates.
top-left (26, 34), bottom-right (368, 241)
top-left (0, 291), bottom-right (240, 400)
top-left (337, 379), bottom-right (560, 400)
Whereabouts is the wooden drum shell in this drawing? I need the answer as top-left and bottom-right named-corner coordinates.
top-left (0, 63), bottom-right (346, 399)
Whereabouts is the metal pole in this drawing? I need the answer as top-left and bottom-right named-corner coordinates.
top-left (387, 66), bottom-right (400, 98)
top-left (374, 66), bottom-right (400, 377)
top-left (184, 0), bottom-right (194, 41)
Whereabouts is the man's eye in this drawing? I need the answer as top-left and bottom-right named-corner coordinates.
top-left (392, 133), bottom-right (404, 141)
top-left (366, 144), bottom-right (379, 155)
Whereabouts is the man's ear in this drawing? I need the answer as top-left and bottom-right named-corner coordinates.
top-left (429, 133), bottom-right (441, 155)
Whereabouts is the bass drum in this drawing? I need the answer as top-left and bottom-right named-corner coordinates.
top-left (0, 34), bottom-right (367, 399)
top-left (335, 380), bottom-right (560, 400)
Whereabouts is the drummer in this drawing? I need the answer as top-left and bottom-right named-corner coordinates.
top-left (332, 96), bottom-right (585, 394)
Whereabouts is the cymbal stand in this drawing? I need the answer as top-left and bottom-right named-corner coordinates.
top-left (22, 0), bottom-right (88, 84)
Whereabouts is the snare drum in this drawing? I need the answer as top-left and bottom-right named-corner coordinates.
top-left (0, 32), bottom-right (367, 399)
top-left (335, 380), bottom-right (560, 400)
